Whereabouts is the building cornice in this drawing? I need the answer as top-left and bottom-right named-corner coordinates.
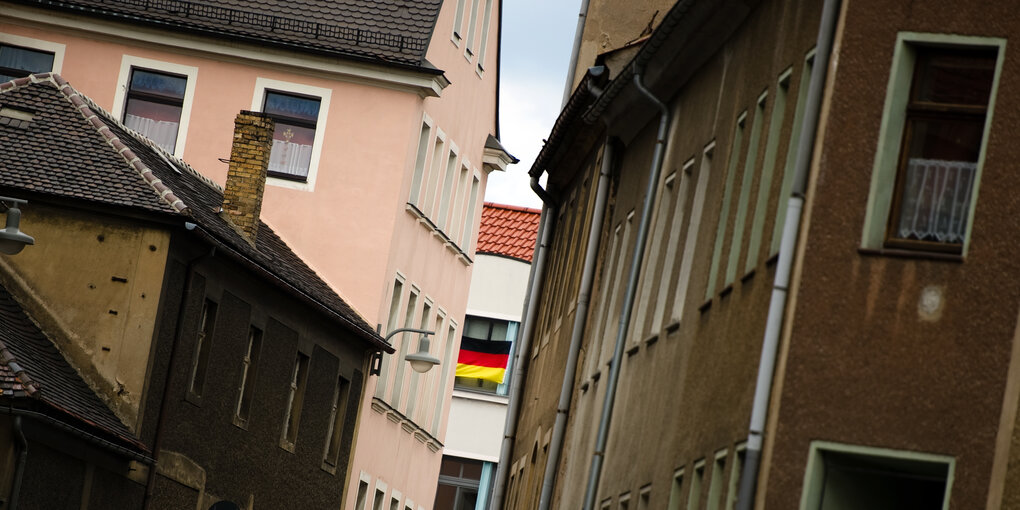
top-left (1, 3), bottom-right (449, 97)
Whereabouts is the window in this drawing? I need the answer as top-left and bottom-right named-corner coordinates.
top-left (431, 320), bottom-right (457, 435)
top-left (452, 0), bottom-right (467, 43)
top-left (464, 0), bottom-right (481, 59)
top-left (886, 47), bottom-right (995, 252)
top-left (409, 120), bottom-right (433, 207)
top-left (706, 113), bottom-right (746, 300)
top-left (121, 68), bottom-right (187, 153)
top-left (687, 459), bottom-right (705, 510)
top-left (323, 375), bottom-right (351, 468)
top-left (454, 315), bottom-right (515, 394)
top-left (667, 469), bottom-right (684, 510)
top-left (0, 43), bottom-right (54, 81)
top-left (638, 485), bottom-right (651, 510)
top-left (434, 456), bottom-right (483, 510)
top-left (800, 441), bottom-right (953, 509)
top-left (706, 449), bottom-right (727, 510)
top-left (251, 78), bottom-right (330, 190)
top-left (618, 492), bottom-right (631, 510)
top-left (476, 0), bottom-right (494, 72)
top-left (863, 34), bottom-right (1003, 256)
top-left (262, 91), bottom-right (320, 181)
top-left (460, 174), bottom-right (480, 248)
top-left (280, 352), bottom-right (310, 450)
top-left (356, 479), bottom-right (370, 510)
top-left (376, 276), bottom-right (404, 399)
top-left (233, 326), bottom-right (263, 428)
top-left (188, 299), bottom-right (217, 400)
top-left (725, 444), bottom-right (746, 510)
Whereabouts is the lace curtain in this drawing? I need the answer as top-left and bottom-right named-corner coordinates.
top-left (268, 140), bottom-right (313, 178)
top-left (124, 114), bottom-right (179, 153)
top-left (895, 158), bottom-right (976, 244)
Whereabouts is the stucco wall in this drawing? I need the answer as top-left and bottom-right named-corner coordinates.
top-left (0, 203), bottom-right (169, 430)
top-left (466, 255), bottom-right (530, 320)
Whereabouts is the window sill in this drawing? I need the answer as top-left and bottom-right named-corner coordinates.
top-left (452, 388), bottom-right (509, 404)
top-left (857, 247), bottom-right (964, 263)
top-left (370, 397), bottom-right (444, 450)
top-left (405, 203), bottom-right (473, 265)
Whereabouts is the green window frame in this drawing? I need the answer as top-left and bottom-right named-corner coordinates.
top-left (861, 33), bottom-right (1006, 256)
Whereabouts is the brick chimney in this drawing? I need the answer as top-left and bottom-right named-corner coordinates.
top-left (222, 111), bottom-right (274, 244)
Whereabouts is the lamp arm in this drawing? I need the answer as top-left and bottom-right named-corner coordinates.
top-left (382, 327), bottom-right (435, 345)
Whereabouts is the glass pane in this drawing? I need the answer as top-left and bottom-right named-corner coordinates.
top-left (434, 484), bottom-right (457, 510)
top-left (894, 117), bottom-right (983, 244)
top-left (440, 457), bottom-right (461, 477)
top-left (268, 122), bottom-right (315, 178)
top-left (124, 98), bottom-right (182, 152)
top-left (913, 48), bottom-right (996, 106)
top-left (0, 45), bottom-right (54, 74)
top-left (264, 91), bottom-right (320, 122)
top-left (464, 316), bottom-right (490, 340)
top-left (461, 459), bottom-right (483, 481)
top-left (457, 490), bottom-right (478, 510)
top-left (130, 69), bottom-right (187, 100)
top-left (490, 320), bottom-right (509, 341)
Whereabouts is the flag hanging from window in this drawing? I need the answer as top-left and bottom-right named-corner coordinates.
top-left (456, 337), bottom-right (512, 383)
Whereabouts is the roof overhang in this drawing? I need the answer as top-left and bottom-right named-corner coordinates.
top-left (2, 3), bottom-right (450, 98)
top-left (482, 134), bottom-right (517, 172)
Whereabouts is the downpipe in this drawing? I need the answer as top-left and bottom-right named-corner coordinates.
top-left (8, 415), bottom-right (26, 510)
top-left (733, 0), bottom-right (841, 508)
top-left (538, 138), bottom-right (614, 510)
top-left (489, 175), bottom-right (558, 510)
top-left (582, 70), bottom-right (671, 510)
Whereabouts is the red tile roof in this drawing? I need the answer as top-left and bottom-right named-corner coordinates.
top-left (476, 203), bottom-right (541, 263)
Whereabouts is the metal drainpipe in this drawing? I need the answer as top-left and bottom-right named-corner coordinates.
top-left (143, 237), bottom-right (216, 510)
top-left (8, 415), bottom-right (27, 510)
top-left (561, 0), bottom-right (592, 107)
top-left (489, 175), bottom-right (558, 510)
top-left (582, 70), bottom-right (670, 510)
top-left (733, 0), bottom-right (840, 508)
top-left (538, 136), bottom-right (614, 510)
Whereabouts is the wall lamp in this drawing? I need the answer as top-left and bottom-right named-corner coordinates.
top-left (0, 197), bottom-right (34, 255)
top-left (380, 327), bottom-right (440, 374)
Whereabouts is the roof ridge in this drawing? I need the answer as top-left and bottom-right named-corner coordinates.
top-left (10, 73), bottom-right (196, 214)
top-left (483, 202), bottom-right (542, 214)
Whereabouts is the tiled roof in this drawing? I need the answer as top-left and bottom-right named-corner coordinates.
top-left (0, 281), bottom-right (142, 449)
top-left (0, 74), bottom-right (388, 351)
top-left (476, 202), bottom-right (541, 263)
top-left (9, 0), bottom-right (443, 68)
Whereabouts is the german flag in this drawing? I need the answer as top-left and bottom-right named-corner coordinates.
top-left (456, 337), bottom-right (512, 383)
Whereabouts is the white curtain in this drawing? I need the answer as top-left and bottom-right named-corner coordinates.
top-left (896, 158), bottom-right (977, 244)
top-left (268, 140), bottom-right (313, 178)
top-left (124, 114), bottom-right (178, 153)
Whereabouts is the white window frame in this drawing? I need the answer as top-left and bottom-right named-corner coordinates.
top-left (451, 0), bottom-right (467, 45)
top-left (250, 77), bottom-right (331, 192)
top-left (0, 32), bottom-right (65, 75)
top-left (111, 55), bottom-right (197, 157)
top-left (409, 113), bottom-right (435, 207)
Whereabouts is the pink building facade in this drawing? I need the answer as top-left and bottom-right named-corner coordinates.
top-left (0, 0), bottom-right (510, 507)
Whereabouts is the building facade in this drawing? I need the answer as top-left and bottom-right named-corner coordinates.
top-left (498, 0), bottom-right (1020, 508)
top-left (0, 0), bottom-right (510, 507)
top-left (437, 203), bottom-right (539, 510)
top-left (0, 75), bottom-right (388, 508)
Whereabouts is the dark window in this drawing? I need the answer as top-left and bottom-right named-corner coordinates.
top-left (262, 90), bottom-right (320, 181)
top-left (886, 47), bottom-right (997, 253)
top-left (434, 456), bottom-right (484, 510)
top-left (323, 375), bottom-right (351, 467)
top-left (454, 315), bottom-right (513, 394)
top-left (0, 44), bottom-right (53, 82)
top-left (281, 352), bottom-right (310, 450)
top-left (123, 68), bottom-right (187, 152)
top-left (233, 326), bottom-right (263, 427)
top-left (188, 299), bottom-right (217, 399)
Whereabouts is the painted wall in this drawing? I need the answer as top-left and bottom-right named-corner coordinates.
top-left (445, 394), bottom-right (507, 461)
top-left (0, 203), bottom-right (169, 431)
top-left (466, 255), bottom-right (530, 320)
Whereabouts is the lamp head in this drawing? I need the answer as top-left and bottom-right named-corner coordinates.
top-left (405, 334), bottom-right (440, 373)
top-left (0, 199), bottom-right (33, 255)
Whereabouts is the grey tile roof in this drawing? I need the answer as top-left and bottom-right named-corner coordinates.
top-left (0, 73), bottom-right (389, 351)
top-left (0, 280), bottom-right (142, 449)
top-left (9, 0), bottom-right (444, 68)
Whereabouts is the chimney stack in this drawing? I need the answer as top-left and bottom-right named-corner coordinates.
top-left (222, 111), bottom-right (274, 244)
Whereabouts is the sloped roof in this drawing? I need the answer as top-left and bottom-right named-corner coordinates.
top-left (0, 281), bottom-right (142, 450)
top-left (0, 73), bottom-right (388, 351)
top-left (9, 0), bottom-right (444, 69)
top-left (476, 202), bottom-right (540, 263)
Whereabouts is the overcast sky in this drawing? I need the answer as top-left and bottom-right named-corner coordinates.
top-left (485, 0), bottom-right (583, 209)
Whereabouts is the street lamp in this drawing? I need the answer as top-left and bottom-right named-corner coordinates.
top-left (0, 197), bottom-right (33, 255)
top-left (383, 327), bottom-right (440, 374)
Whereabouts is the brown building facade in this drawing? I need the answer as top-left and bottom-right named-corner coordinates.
top-left (497, 0), bottom-right (1020, 508)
